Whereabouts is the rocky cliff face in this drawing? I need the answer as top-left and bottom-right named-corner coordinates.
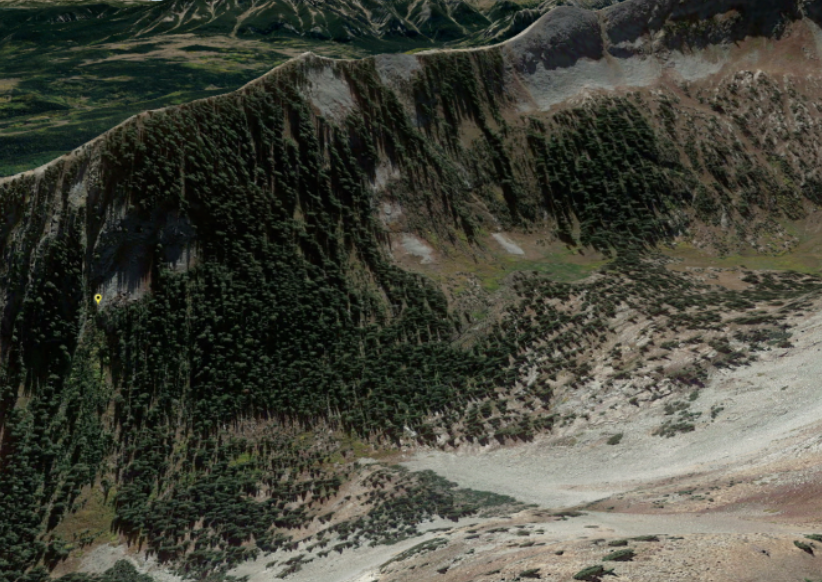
top-left (2, 0), bottom-right (822, 579)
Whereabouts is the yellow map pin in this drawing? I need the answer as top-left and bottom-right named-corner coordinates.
top-left (94, 294), bottom-right (102, 305)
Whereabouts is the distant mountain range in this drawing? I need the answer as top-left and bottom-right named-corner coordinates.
top-left (0, 0), bottom-right (623, 46)
top-left (0, 0), bottom-right (623, 177)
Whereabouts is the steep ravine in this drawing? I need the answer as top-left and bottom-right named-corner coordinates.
top-left (2, 0), bottom-right (822, 580)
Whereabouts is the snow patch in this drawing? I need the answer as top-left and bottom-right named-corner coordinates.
top-left (492, 233), bottom-right (525, 255)
top-left (400, 233), bottom-right (434, 264)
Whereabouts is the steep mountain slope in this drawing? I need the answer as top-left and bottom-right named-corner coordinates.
top-left (2, 0), bottom-right (822, 580)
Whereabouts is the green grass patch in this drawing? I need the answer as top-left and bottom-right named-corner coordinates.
top-left (665, 240), bottom-right (822, 275)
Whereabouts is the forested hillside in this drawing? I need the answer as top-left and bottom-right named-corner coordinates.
top-left (1, 0), bottom-right (822, 580)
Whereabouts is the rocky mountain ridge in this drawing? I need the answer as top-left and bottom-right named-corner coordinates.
top-left (0, 0), bottom-right (623, 178)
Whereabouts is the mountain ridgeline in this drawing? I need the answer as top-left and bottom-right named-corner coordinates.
top-left (0, 0), bottom-right (624, 178)
top-left (2, 0), bottom-right (822, 579)
top-left (0, 0), bottom-right (621, 47)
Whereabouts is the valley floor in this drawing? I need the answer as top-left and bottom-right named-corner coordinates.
top-left (402, 305), bottom-right (822, 518)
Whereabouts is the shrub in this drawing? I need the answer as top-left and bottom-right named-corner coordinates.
top-left (654, 421), bottom-right (695, 438)
top-left (602, 548), bottom-right (635, 562)
top-left (794, 540), bottom-right (814, 555)
top-left (573, 565), bottom-right (616, 581)
top-left (606, 433), bottom-right (623, 445)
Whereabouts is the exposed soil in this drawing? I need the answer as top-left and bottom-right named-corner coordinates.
top-left (138, 299), bottom-right (822, 582)
top-left (388, 304), bottom-right (822, 581)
